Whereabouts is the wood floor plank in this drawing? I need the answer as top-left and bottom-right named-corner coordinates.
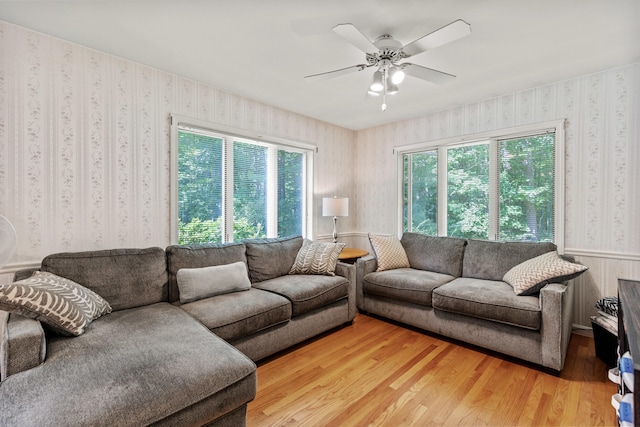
top-left (246, 314), bottom-right (617, 426)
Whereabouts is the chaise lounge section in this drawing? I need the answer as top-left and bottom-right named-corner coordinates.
top-left (0, 236), bottom-right (355, 426)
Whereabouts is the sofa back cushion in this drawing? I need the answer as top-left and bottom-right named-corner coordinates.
top-left (400, 233), bottom-right (467, 277)
top-left (462, 239), bottom-right (557, 281)
top-left (40, 247), bottom-right (168, 311)
top-left (245, 236), bottom-right (303, 283)
top-left (165, 242), bottom-right (247, 303)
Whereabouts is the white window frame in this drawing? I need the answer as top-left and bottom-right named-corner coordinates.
top-left (170, 114), bottom-right (315, 244)
top-left (395, 119), bottom-right (566, 253)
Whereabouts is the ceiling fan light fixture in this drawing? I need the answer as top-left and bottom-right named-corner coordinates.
top-left (385, 78), bottom-right (399, 95)
top-left (315, 21), bottom-right (470, 113)
top-left (370, 70), bottom-right (384, 92)
top-left (389, 66), bottom-right (405, 85)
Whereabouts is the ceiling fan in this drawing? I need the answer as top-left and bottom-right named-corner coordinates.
top-left (305, 20), bottom-right (471, 111)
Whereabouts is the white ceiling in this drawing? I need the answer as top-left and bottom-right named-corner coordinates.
top-left (1, 0), bottom-right (639, 130)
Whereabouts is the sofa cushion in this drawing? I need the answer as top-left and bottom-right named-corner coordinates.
top-left (245, 236), bottom-right (303, 283)
top-left (253, 274), bottom-right (349, 316)
top-left (432, 278), bottom-right (541, 330)
top-left (0, 272), bottom-right (112, 336)
top-left (40, 247), bottom-right (168, 311)
top-left (363, 268), bottom-right (455, 307)
top-left (289, 240), bottom-right (345, 276)
top-left (0, 303), bottom-right (257, 426)
top-left (462, 239), bottom-right (557, 281)
top-left (179, 288), bottom-right (291, 341)
top-left (177, 261), bottom-right (251, 303)
top-left (166, 242), bottom-right (248, 303)
top-left (504, 251), bottom-right (588, 295)
top-left (401, 233), bottom-right (467, 277)
top-left (368, 233), bottom-right (410, 271)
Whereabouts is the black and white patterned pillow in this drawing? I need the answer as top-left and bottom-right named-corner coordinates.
top-left (0, 271), bottom-right (112, 336)
top-left (289, 240), bottom-right (345, 276)
top-left (595, 296), bottom-right (618, 317)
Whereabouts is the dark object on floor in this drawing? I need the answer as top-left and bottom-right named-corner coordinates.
top-left (591, 319), bottom-right (618, 368)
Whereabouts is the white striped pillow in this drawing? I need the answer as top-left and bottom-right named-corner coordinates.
top-left (289, 240), bottom-right (345, 276)
top-left (504, 251), bottom-right (588, 295)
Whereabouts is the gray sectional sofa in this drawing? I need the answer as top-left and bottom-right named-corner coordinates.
top-left (356, 233), bottom-right (580, 372)
top-left (0, 236), bottom-right (355, 426)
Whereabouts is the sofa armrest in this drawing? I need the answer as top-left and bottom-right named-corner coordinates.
top-left (355, 255), bottom-right (377, 311)
top-left (13, 267), bottom-right (40, 282)
top-left (539, 282), bottom-right (574, 372)
top-left (0, 311), bottom-right (46, 382)
top-left (335, 261), bottom-right (356, 321)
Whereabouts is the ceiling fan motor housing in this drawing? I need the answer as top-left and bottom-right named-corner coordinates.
top-left (370, 35), bottom-right (403, 67)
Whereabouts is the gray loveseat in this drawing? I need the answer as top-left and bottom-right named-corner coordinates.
top-left (0, 236), bottom-right (355, 426)
top-left (356, 233), bottom-right (579, 372)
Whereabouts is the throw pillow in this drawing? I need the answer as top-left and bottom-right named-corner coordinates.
top-left (503, 251), bottom-right (588, 296)
top-left (0, 271), bottom-right (112, 336)
top-left (595, 296), bottom-right (618, 317)
top-left (368, 233), bottom-right (410, 271)
top-left (289, 239), bottom-right (345, 276)
top-left (177, 261), bottom-right (251, 304)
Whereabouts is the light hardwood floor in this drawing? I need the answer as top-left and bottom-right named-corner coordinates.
top-left (247, 314), bottom-right (617, 426)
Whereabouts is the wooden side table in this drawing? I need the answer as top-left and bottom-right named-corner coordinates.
top-left (338, 247), bottom-right (368, 264)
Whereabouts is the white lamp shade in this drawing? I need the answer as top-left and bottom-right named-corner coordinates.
top-left (385, 77), bottom-right (399, 94)
top-left (389, 66), bottom-right (405, 85)
top-left (322, 197), bottom-right (349, 217)
top-left (369, 70), bottom-right (384, 92)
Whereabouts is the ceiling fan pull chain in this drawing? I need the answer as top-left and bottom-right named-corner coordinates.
top-left (382, 69), bottom-right (388, 111)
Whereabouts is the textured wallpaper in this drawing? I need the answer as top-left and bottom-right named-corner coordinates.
top-left (0, 21), bottom-right (356, 268)
top-left (355, 65), bottom-right (640, 256)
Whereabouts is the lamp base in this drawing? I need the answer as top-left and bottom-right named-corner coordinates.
top-left (332, 216), bottom-right (338, 243)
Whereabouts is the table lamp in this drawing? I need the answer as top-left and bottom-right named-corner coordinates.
top-left (322, 197), bottom-right (349, 243)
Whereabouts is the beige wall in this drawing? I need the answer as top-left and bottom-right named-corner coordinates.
top-left (0, 20), bottom-right (357, 274)
top-left (2, 20), bottom-right (639, 326)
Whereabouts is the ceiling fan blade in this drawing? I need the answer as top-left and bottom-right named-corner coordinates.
top-left (402, 19), bottom-right (471, 57)
top-left (403, 63), bottom-right (456, 85)
top-left (304, 64), bottom-right (369, 82)
top-left (332, 23), bottom-right (378, 53)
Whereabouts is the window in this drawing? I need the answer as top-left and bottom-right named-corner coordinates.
top-left (171, 116), bottom-right (313, 244)
top-left (498, 134), bottom-right (555, 242)
top-left (399, 120), bottom-right (564, 248)
top-left (446, 143), bottom-right (490, 239)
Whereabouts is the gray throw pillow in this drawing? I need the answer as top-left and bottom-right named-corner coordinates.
top-left (0, 271), bottom-right (112, 336)
top-left (503, 251), bottom-right (588, 295)
top-left (289, 240), bottom-right (345, 276)
top-left (177, 261), bottom-right (251, 303)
